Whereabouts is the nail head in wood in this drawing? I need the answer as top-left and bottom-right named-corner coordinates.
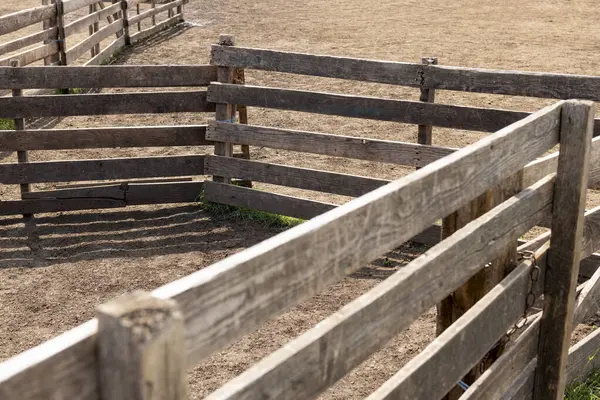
top-left (96, 290), bottom-right (187, 400)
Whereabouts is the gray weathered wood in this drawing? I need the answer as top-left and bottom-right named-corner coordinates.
top-left (0, 27), bottom-right (58, 56)
top-left (42, 0), bottom-right (60, 66)
top-left (62, 0), bottom-right (101, 14)
top-left (63, 2), bottom-right (121, 36)
top-left (97, 291), bottom-right (187, 400)
top-left (205, 155), bottom-right (388, 197)
top-left (158, 101), bottom-right (561, 368)
top-left (0, 101), bottom-right (562, 400)
top-left (204, 181), bottom-right (336, 220)
top-left (0, 91), bottom-right (214, 118)
top-left (129, 13), bottom-right (182, 43)
top-left (567, 325), bottom-right (600, 384)
top-left (367, 240), bottom-right (549, 400)
top-left (0, 5), bottom-right (57, 35)
top-left (534, 100), bottom-right (594, 399)
top-left (206, 121), bottom-right (456, 168)
top-left (205, 174), bottom-right (555, 400)
top-left (0, 43), bottom-right (59, 67)
top-left (207, 83), bottom-right (529, 133)
top-left (120, 0), bottom-right (131, 46)
top-left (128, 0), bottom-right (184, 25)
top-left (0, 198), bottom-right (124, 215)
top-left (66, 19), bottom-right (124, 64)
top-left (418, 57), bottom-right (437, 146)
top-left (10, 59), bottom-right (31, 213)
top-left (85, 36), bottom-right (125, 65)
top-left (0, 65), bottom-right (217, 88)
top-left (0, 155), bottom-right (204, 184)
top-left (54, 177), bottom-right (193, 189)
top-left (210, 45), bottom-right (423, 86)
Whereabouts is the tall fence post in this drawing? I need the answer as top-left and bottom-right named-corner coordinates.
top-left (96, 290), bottom-right (187, 400)
top-left (233, 67), bottom-right (252, 187)
top-left (89, 3), bottom-right (99, 57)
top-left (54, 0), bottom-right (67, 65)
top-left (533, 100), bottom-right (594, 399)
top-left (42, 0), bottom-right (60, 65)
top-left (418, 57), bottom-right (437, 148)
top-left (120, 0), bottom-right (131, 46)
top-left (10, 59), bottom-right (32, 219)
top-left (212, 34), bottom-right (236, 184)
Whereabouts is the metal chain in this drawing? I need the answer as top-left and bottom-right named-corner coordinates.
top-left (479, 250), bottom-right (540, 373)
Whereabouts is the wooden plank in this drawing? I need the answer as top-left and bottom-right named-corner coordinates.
top-left (85, 36), bottom-right (125, 66)
top-left (128, 0), bottom-right (185, 26)
top-left (41, 0), bottom-right (59, 66)
top-left (63, 2), bottom-right (121, 36)
top-left (210, 45), bottom-right (423, 86)
top-left (0, 27), bottom-right (58, 56)
top-left (205, 155), bottom-right (389, 197)
top-left (0, 102), bottom-right (561, 400)
top-left (62, 0), bottom-right (101, 14)
top-left (0, 91), bottom-right (214, 118)
top-left (206, 121), bottom-right (456, 167)
top-left (534, 100), bottom-right (594, 399)
top-left (156, 101), bottom-right (561, 369)
top-left (66, 19), bottom-right (124, 64)
top-left (207, 83), bottom-right (529, 133)
top-left (0, 125), bottom-right (211, 150)
top-left (367, 243), bottom-right (549, 400)
top-left (567, 326), bottom-right (600, 384)
top-left (96, 291), bottom-right (187, 400)
top-left (21, 181), bottom-right (203, 205)
top-left (0, 198), bottom-right (124, 215)
top-left (0, 64), bottom-right (217, 88)
top-left (425, 64), bottom-right (600, 102)
top-left (204, 182), bottom-right (335, 220)
top-left (53, 177), bottom-right (193, 189)
top-left (205, 174), bottom-right (555, 400)
top-left (0, 5), bottom-right (57, 36)
top-left (573, 265), bottom-right (600, 328)
top-left (0, 155), bottom-right (205, 184)
top-left (129, 13), bottom-right (182, 43)
top-left (0, 43), bottom-right (59, 67)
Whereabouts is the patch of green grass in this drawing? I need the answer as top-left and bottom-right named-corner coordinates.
top-left (198, 194), bottom-right (304, 229)
top-left (0, 118), bottom-right (15, 130)
top-left (565, 369), bottom-right (600, 399)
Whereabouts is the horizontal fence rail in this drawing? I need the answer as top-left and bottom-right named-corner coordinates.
top-left (0, 5), bottom-right (57, 36)
top-left (212, 45), bottom-right (600, 101)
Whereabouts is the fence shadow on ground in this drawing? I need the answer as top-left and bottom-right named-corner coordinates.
top-left (0, 204), bottom-right (277, 268)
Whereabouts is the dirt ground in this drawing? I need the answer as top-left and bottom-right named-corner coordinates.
top-left (2, 0), bottom-right (600, 398)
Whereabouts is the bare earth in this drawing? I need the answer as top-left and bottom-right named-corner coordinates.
top-left (2, 0), bottom-right (600, 398)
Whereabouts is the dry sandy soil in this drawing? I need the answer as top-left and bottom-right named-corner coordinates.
top-left (2, 0), bottom-right (600, 398)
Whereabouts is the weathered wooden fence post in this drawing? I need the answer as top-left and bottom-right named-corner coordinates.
top-left (89, 3), bottom-right (99, 57)
top-left (10, 59), bottom-right (31, 218)
top-left (97, 290), bottom-right (187, 400)
top-left (42, 0), bottom-right (60, 65)
top-left (418, 57), bottom-right (438, 148)
top-left (212, 34), bottom-right (236, 184)
top-left (533, 100), bottom-right (594, 399)
top-left (120, 0), bottom-right (131, 46)
top-left (54, 0), bottom-right (67, 65)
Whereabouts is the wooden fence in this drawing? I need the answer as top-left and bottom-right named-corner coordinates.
top-left (0, 0), bottom-right (187, 67)
top-left (3, 40), bottom-right (600, 398)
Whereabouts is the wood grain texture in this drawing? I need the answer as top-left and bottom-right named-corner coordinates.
top-left (567, 325), bottom-right (600, 384)
top-left (0, 125), bottom-right (211, 150)
top-left (97, 291), bottom-right (187, 400)
top-left (0, 155), bottom-right (204, 184)
top-left (207, 83), bottom-right (529, 133)
top-left (154, 101), bottom-right (560, 370)
top-left (63, 2), bottom-right (121, 36)
top-left (85, 36), bottom-right (125, 66)
top-left (0, 91), bottom-right (214, 118)
top-left (418, 57), bottom-right (438, 146)
top-left (206, 121), bottom-right (456, 167)
top-left (62, 0), bottom-right (100, 14)
top-left (0, 27), bottom-right (58, 56)
top-left (534, 100), bottom-right (594, 400)
top-left (204, 181), bottom-right (336, 220)
top-left (205, 155), bottom-right (388, 197)
top-left (129, 13), bottom-right (182, 43)
top-left (368, 241), bottom-right (550, 400)
top-left (0, 43), bottom-right (59, 67)
top-left (0, 4), bottom-right (57, 35)
top-left (66, 19), bottom-right (124, 64)
top-left (205, 174), bottom-right (554, 400)
top-left (210, 45), bottom-right (422, 86)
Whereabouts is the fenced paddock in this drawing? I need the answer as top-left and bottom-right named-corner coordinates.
top-left (0, 0), bottom-right (187, 68)
top-left (4, 40), bottom-right (600, 399)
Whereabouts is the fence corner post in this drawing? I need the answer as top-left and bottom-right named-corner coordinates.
top-left (533, 100), bottom-right (594, 399)
top-left (211, 34), bottom-right (236, 184)
top-left (96, 290), bottom-right (187, 400)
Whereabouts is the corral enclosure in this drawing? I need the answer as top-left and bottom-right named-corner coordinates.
top-left (3, 1), bottom-right (600, 399)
